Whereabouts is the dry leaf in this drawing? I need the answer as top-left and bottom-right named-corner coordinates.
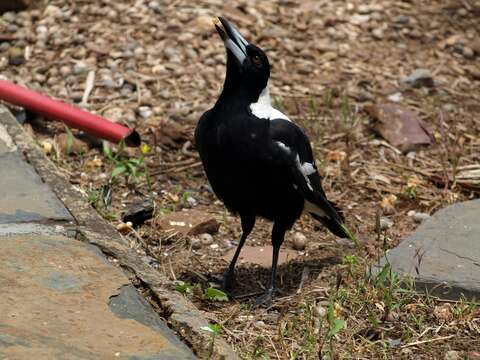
top-left (326, 150), bottom-right (346, 162)
top-left (433, 304), bottom-right (453, 322)
top-left (380, 194), bottom-right (397, 214)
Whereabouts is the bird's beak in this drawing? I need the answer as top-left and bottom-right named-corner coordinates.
top-left (215, 17), bottom-right (248, 64)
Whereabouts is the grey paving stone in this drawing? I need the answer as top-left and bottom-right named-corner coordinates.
top-left (0, 122), bottom-right (17, 155)
top-left (0, 151), bottom-right (73, 223)
top-left (0, 233), bottom-right (195, 360)
top-left (373, 199), bottom-right (480, 300)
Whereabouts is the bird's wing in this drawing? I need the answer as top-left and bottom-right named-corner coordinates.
top-left (268, 119), bottom-right (358, 244)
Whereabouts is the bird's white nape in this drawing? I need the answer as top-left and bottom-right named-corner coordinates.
top-left (250, 85), bottom-right (291, 122)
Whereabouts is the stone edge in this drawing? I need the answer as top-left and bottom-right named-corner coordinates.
top-left (0, 106), bottom-right (239, 360)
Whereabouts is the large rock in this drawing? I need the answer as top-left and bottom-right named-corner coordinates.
top-left (372, 200), bottom-right (480, 300)
top-left (0, 234), bottom-right (195, 359)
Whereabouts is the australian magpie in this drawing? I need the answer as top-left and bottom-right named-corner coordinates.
top-left (195, 17), bottom-right (358, 305)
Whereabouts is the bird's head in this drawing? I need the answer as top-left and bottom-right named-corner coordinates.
top-left (215, 17), bottom-right (270, 102)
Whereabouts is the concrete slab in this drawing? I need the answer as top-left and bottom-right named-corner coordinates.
top-left (0, 152), bottom-right (73, 223)
top-left (0, 233), bottom-right (195, 360)
top-left (0, 121), bottom-right (17, 154)
top-left (374, 199), bottom-right (480, 300)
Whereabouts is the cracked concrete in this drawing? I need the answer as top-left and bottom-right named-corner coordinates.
top-left (373, 199), bottom-right (480, 300)
top-left (0, 110), bottom-right (196, 359)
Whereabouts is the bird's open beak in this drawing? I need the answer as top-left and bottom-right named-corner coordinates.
top-left (215, 17), bottom-right (248, 64)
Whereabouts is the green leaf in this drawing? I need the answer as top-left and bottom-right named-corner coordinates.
top-left (327, 319), bottom-right (345, 338)
top-left (111, 164), bottom-right (127, 178)
top-left (201, 323), bottom-right (222, 335)
top-left (175, 281), bottom-right (193, 295)
top-left (103, 142), bottom-right (114, 160)
top-left (64, 126), bottom-right (74, 155)
top-left (375, 262), bottom-right (392, 286)
top-left (204, 287), bottom-right (229, 302)
top-left (126, 162), bottom-right (138, 178)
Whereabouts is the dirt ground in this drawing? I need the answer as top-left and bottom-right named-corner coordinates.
top-left (2, 0), bottom-right (480, 358)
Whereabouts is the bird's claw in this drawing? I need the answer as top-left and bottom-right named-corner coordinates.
top-left (254, 288), bottom-right (275, 307)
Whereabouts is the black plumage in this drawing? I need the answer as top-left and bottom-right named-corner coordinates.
top-left (195, 17), bottom-right (357, 305)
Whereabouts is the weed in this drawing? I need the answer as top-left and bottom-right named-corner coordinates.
top-left (103, 141), bottom-right (152, 187)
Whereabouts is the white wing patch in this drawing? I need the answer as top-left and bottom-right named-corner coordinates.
top-left (250, 85), bottom-right (291, 122)
top-left (276, 141), bottom-right (316, 191)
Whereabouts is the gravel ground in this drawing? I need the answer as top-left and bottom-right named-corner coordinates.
top-left (2, 0), bottom-right (480, 358)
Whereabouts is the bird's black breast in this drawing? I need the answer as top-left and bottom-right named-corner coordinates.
top-left (195, 108), bottom-right (303, 224)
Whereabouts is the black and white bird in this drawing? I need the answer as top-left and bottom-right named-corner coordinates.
top-left (195, 17), bottom-right (357, 305)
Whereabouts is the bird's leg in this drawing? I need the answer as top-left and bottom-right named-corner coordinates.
top-left (255, 222), bottom-right (285, 307)
top-left (222, 214), bottom-right (255, 291)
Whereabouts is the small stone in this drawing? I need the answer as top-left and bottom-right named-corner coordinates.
top-left (186, 196), bottom-right (197, 207)
top-left (350, 14), bottom-right (370, 25)
top-left (463, 46), bottom-right (475, 59)
top-left (413, 212), bottom-right (430, 223)
top-left (8, 47), bottom-right (25, 66)
top-left (387, 92), bottom-right (403, 102)
top-left (444, 350), bottom-right (460, 360)
top-left (292, 232), bottom-right (307, 251)
top-left (116, 222), bottom-right (133, 234)
top-left (199, 233), bottom-right (213, 246)
top-left (402, 68), bottom-right (434, 88)
top-left (357, 4), bottom-right (371, 14)
top-left (59, 65), bottom-right (71, 77)
top-left (394, 15), bottom-right (410, 25)
top-left (40, 140), bottom-right (53, 155)
top-left (380, 217), bottom-right (394, 230)
top-left (457, 8), bottom-right (468, 17)
top-left (372, 28), bottom-right (384, 40)
top-left (72, 61), bottom-right (88, 75)
top-left (191, 238), bottom-right (201, 250)
top-left (137, 106), bottom-right (153, 119)
top-left (442, 103), bottom-right (455, 112)
top-left (314, 304), bottom-right (327, 318)
top-left (210, 243), bottom-right (219, 250)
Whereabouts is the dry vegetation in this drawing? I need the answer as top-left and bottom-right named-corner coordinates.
top-left (2, 0), bottom-right (480, 358)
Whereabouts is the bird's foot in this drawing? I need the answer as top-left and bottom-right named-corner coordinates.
top-left (254, 288), bottom-right (275, 308)
top-left (221, 270), bottom-right (235, 292)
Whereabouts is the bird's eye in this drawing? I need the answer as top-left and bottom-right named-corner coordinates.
top-left (252, 55), bottom-right (261, 66)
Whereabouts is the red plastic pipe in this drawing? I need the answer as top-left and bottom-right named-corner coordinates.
top-left (0, 79), bottom-right (140, 147)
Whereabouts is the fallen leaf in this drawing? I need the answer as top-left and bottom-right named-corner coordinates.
top-left (366, 103), bottom-right (432, 153)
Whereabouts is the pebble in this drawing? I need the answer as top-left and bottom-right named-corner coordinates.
top-left (402, 68), bottom-right (434, 88)
top-left (59, 65), bottom-right (71, 77)
top-left (137, 106), bottom-right (153, 119)
top-left (444, 350), bottom-right (461, 360)
top-left (199, 233), bottom-right (213, 246)
top-left (186, 196), bottom-right (197, 207)
top-left (8, 47), bottom-right (26, 66)
top-left (413, 212), bottom-right (430, 223)
top-left (72, 61), bottom-right (88, 75)
top-left (387, 92), bottom-right (403, 102)
top-left (394, 15), bottom-right (410, 25)
top-left (463, 46), bottom-right (474, 59)
top-left (372, 28), bottom-right (384, 40)
top-left (191, 238), bottom-right (202, 250)
top-left (380, 217), bottom-right (394, 230)
top-left (292, 232), bottom-right (307, 251)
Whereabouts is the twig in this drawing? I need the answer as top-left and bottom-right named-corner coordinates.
top-left (296, 266), bottom-right (310, 294)
top-left (81, 70), bottom-right (95, 105)
top-left (400, 335), bottom-right (454, 348)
